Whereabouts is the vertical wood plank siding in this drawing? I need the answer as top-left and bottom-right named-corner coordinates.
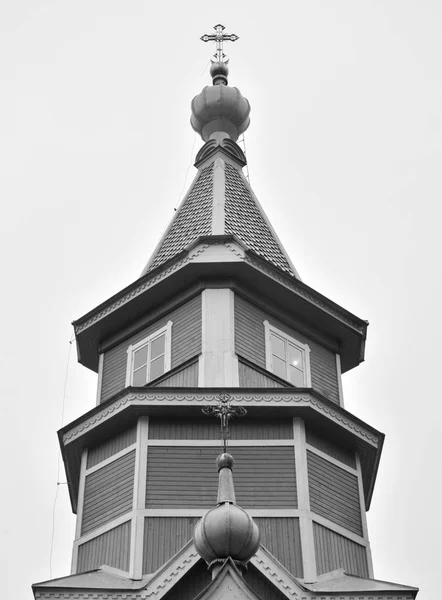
top-left (81, 450), bottom-right (136, 535)
top-left (307, 451), bottom-right (362, 536)
top-left (159, 560), bottom-right (211, 600)
top-left (254, 517), bottom-right (303, 577)
top-left (87, 425), bottom-right (137, 469)
top-left (100, 294), bottom-right (202, 402)
top-left (234, 295), bottom-right (340, 404)
top-left (313, 522), bottom-right (369, 577)
top-left (238, 360), bottom-right (286, 387)
top-left (245, 565), bottom-right (293, 600)
top-left (305, 427), bottom-right (356, 468)
top-left (148, 417), bottom-right (294, 440)
top-left (142, 517), bottom-right (200, 573)
top-left (151, 360), bottom-right (198, 387)
top-left (146, 446), bottom-right (297, 508)
top-left (77, 521), bottom-right (131, 573)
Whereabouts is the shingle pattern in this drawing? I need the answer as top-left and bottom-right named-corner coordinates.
top-left (224, 163), bottom-right (295, 276)
top-left (147, 163), bottom-right (214, 272)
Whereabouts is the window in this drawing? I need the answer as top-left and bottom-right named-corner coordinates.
top-left (126, 321), bottom-right (172, 386)
top-left (264, 321), bottom-right (311, 387)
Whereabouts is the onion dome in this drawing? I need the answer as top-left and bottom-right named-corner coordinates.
top-left (190, 65), bottom-right (251, 142)
top-left (193, 453), bottom-right (260, 571)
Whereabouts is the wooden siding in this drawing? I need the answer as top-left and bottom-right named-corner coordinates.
top-left (254, 517), bottom-right (303, 577)
top-left (146, 446), bottom-right (297, 508)
top-left (151, 360), bottom-right (198, 387)
top-left (234, 295), bottom-right (340, 404)
top-left (307, 451), bottom-right (362, 536)
top-left (148, 417), bottom-right (294, 440)
top-left (142, 517), bottom-right (199, 573)
top-left (313, 522), bottom-right (369, 578)
top-left (77, 521), bottom-right (131, 573)
top-left (87, 426), bottom-right (137, 469)
top-left (305, 427), bottom-right (356, 468)
top-left (238, 360), bottom-right (286, 388)
top-left (100, 294), bottom-right (202, 402)
top-left (82, 450), bottom-right (135, 535)
top-left (245, 564), bottom-right (291, 600)
top-left (161, 560), bottom-right (211, 600)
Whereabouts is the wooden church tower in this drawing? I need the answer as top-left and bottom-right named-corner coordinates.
top-left (33, 25), bottom-right (418, 600)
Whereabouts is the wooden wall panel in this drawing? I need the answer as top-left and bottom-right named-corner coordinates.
top-left (254, 517), bottom-right (303, 577)
top-left (245, 564), bottom-right (292, 600)
top-left (152, 360), bottom-right (198, 387)
top-left (305, 427), bottom-right (356, 468)
top-left (148, 417), bottom-right (294, 440)
top-left (100, 294), bottom-right (202, 402)
top-left (307, 451), bottom-right (362, 536)
top-left (77, 521), bottom-right (131, 573)
top-left (142, 517), bottom-right (200, 573)
top-left (313, 522), bottom-right (369, 578)
top-left (146, 446), bottom-right (297, 509)
top-left (238, 360), bottom-right (286, 388)
top-left (87, 426), bottom-right (137, 469)
top-left (82, 450), bottom-right (135, 535)
top-left (234, 295), bottom-right (340, 404)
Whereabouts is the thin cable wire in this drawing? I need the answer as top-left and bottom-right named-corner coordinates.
top-left (49, 335), bottom-right (74, 579)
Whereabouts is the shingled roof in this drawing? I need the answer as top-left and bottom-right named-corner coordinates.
top-left (141, 147), bottom-right (299, 279)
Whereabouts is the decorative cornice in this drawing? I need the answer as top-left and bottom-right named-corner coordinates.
top-left (243, 254), bottom-right (366, 335)
top-left (75, 245), bottom-right (209, 334)
top-left (251, 548), bottom-right (303, 599)
top-left (62, 390), bottom-right (379, 446)
top-left (144, 549), bottom-right (200, 599)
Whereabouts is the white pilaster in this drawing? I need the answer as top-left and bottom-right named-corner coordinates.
top-left (356, 452), bottom-right (374, 578)
top-left (293, 418), bottom-right (317, 584)
top-left (95, 353), bottom-right (104, 406)
top-left (71, 448), bottom-right (88, 574)
top-left (129, 416), bottom-right (149, 580)
top-left (212, 157), bottom-right (226, 234)
top-left (336, 353), bottom-right (345, 407)
top-left (198, 289), bottom-right (239, 387)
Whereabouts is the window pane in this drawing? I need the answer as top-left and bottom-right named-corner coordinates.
top-left (289, 365), bottom-right (304, 386)
top-left (288, 344), bottom-right (302, 368)
top-left (133, 346), bottom-right (148, 371)
top-left (272, 355), bottom-right (286, 380)
top-left (150, 355), bottom-right (165, 381)
top-left (151, 334), bottom-right (165, 360)
top-left (270, 333), bottom-right (285, 359)
top-left (133, 366), bottom-right (147, 386)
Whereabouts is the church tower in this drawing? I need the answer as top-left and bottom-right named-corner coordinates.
top-left (33, 25), bottom-right (418, 600)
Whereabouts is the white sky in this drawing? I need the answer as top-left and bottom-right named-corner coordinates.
top-left (1, 2), bottom-right (440, 599)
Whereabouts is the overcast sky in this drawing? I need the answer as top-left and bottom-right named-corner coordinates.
top-left (1, 2), bottom-right (440, 599)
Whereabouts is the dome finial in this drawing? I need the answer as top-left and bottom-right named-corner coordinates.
top-left (193, 451), bottom-right (260, 575)
top-left (200, 24), bottom-right (239, 85)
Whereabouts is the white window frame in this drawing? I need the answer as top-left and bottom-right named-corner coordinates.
top-left (125, 321), bottom-right (173, 387)
top-left (264, 320), bottom-right (311, 387)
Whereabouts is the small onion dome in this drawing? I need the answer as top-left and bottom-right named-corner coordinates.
top-left (210, 61), bottom-right (229, 85)
top-left (194, 453), bottom-right (260, 567)
top-left (190, 84), bottom-right (251, 142)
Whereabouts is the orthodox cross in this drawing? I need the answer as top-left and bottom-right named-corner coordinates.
top-left (200, 24), bottom-right (239, 63)
top-left (202, 392), bottom-right (247, 452)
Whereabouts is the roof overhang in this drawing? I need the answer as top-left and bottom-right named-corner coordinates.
top-left (59, 387), bottom-right (383, 514)
top-left (73, 236), bottom-right (368, 373)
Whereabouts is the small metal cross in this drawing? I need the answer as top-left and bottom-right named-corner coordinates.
top-left (200, 24), bottom-right (239, 63)
top-left (202, 392), bottom-right (247, 452)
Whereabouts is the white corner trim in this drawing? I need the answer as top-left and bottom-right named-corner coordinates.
top-left (293, 418), bottom-right (316, 584)
top-left (336, 353), bottom-right (344, 407)
top-left (95, 353), bottom-right (104, 406)
top-left (125, 321), bottom-right (173, 387)
top-left (264, 320), bottom-right (311, 387)
top-left (72, 448), bottom-right (88, 573)
top-left (130, 416), bottom-right (150, 580)
top-left (212, 156), bottom-right (226, 235)
top-left (199, 289), bottom-right (239, 387)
